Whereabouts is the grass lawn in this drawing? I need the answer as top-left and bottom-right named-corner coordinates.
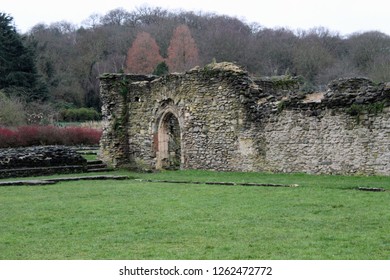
top-left (0, 170), bottom-right (389, 260)
top-left (81, 153), bottom-right (98, 161)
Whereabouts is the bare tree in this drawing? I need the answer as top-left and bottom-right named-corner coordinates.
top-left (101, 8), bottom-right (131, 26)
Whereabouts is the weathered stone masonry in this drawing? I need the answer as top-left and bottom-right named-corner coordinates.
top-left (99, 62), bottom-right (390, 175)
top-left (0, 146), bottom-right (87, 178)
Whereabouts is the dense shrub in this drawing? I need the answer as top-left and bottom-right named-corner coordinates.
top-left (0, 127), bottom-right (18, 148)
top-left (0, 92), bottom-right (27, 126)
top-left (60, 108), bottom-right (101, 122)
top-left (0, 125), bottom-right (102, 148)
top-left (61, 127), bottom-right (102, 146)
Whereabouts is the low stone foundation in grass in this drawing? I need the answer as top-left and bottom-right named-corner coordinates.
top-left (0, 146), bottom-right (87, 179)
top-left (0, 175), bottom-right (131, 187)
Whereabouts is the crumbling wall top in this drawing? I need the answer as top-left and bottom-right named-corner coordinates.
top-left (99, 73), bottom-right (157, 82)
top-left (99, 62), bottom-right (389, 110)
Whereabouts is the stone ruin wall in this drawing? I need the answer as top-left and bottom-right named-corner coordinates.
top-left (257, 78), bottom-right (390, 175)
top-left (0, 146), bottom-right (87, 178)
top-left (99, 62), bottom-right (390, 175)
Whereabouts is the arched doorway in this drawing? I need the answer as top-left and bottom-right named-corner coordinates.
top-left (156, 111), bottom-right (182, 169)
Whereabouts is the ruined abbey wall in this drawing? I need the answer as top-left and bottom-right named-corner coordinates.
top-left (99, 62), bottom-right (390, 175)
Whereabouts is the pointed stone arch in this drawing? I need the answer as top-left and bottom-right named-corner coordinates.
top-left (153, 102), bottom-right (184, 170)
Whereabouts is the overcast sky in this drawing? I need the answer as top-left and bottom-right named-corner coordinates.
top-left (1, 0), bottom-right (389, 36)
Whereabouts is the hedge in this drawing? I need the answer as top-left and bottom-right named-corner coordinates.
top-left (60, 108), bottom-right (101, 122)
top-left (0, 125), bottom-right (102, 148)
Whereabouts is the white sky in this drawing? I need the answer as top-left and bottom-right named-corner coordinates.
top-left (1, 0), bottom-right (389, 36)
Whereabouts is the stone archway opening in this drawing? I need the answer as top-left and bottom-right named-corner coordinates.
top-left (156, 111), bottom-right (181, 170)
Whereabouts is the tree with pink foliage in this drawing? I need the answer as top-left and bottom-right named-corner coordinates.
top-left (125, 32), bottom-right (163, 74)
top-left (167, 24), bottom-right (200, 72)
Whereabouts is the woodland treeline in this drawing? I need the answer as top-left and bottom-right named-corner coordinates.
top-left (1, 6), bottom-right (390, 125)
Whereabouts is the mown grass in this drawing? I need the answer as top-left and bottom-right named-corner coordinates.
top-left (0, 170), bottom-right (389, 260)
top-left (81, 153), bottom-right (98, 161)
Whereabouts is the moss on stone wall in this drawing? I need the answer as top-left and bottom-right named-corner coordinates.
top-left (346, 102), bottom-right (385, 124)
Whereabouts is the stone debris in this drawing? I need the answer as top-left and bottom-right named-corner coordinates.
top-left (0, 146), bottom-right (87, 179)
top-left (0, 146), bottom-right (86, 169)
top-left (356, 187), bottom-right (386, 192)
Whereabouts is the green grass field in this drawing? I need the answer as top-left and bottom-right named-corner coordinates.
top-left (0, 170), bottom-right (389, 260)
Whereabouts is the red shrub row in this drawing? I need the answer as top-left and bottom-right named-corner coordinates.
top-left (0, 126), bottom-right (102, 148)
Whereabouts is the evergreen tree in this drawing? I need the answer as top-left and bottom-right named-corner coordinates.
top-left (0, 13), bottom-right (47, 101)
top-left (153, 61), bottom-right (169, 76)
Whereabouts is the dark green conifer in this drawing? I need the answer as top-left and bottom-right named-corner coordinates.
top-left (0, 13), bottom-right (47, 101)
